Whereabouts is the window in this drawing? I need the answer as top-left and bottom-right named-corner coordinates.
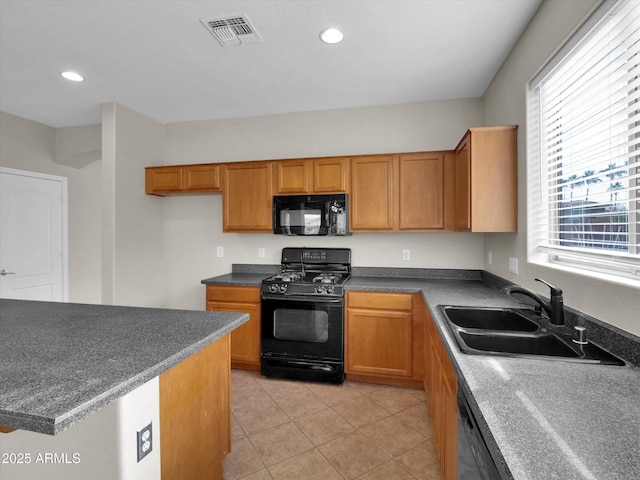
top-left (528, 0), bottom-right (640, 281)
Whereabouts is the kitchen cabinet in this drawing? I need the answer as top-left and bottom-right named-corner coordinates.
top-left (145, 164), bottom-right (222, 195)
top-left (160, 334), bottom-right (230, 478)
top-left (345, 291), bottom-right (424, 387)
top-left (206, 285), bottom-right (261, 370)
top-left (145, 166), bottom-right (183, 195)
top-left (350, 155), bottom-right (395, 230)
top-left (454, 125), bottom-right (518, 232)
top-left (423, 300), bottom-right (458, 480)
top-left (223, 161), bottom-right (273, 232)
top-left (398, 152), bottom-right (445, 230)
top-left (350, 153), bottom-right (445, 231)
top-left (274, 157), bottom-right (349, 194)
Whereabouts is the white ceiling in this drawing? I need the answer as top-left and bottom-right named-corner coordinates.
top-left (0, 0), bottom-right (542, 128)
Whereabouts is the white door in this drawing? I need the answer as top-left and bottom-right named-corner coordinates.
top-left (0, 167), bottom-right (68, 301)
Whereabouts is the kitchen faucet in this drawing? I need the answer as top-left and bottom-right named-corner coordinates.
top-left (503, 278), bottom-right (565, 326)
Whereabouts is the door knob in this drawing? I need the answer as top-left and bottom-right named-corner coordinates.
top-left (0, 269), bottom-right (16, 276)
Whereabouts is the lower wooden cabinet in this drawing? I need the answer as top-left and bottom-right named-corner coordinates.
top-left (345, 291), bottom-right (424, 387)
top-left (159, 334), bottom-right (230, 479)
top-left (206, 285), bottom-right (261, 371)
top-left (423, 300), bottom-right (458, 480)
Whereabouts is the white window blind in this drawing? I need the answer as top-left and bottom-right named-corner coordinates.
top-left (529, 0), bottom-right (640, 279)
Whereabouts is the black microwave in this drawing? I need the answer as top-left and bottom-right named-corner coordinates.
top-left (273, 194), bottom-right (350, 236)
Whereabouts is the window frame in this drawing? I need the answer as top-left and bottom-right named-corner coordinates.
top-left (527, 0), bottom-right (640, 284)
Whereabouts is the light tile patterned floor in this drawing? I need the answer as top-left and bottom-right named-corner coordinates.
top-left (224, 370), bottom-right (442, 480)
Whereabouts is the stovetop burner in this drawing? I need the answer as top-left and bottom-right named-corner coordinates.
top-left (261, 247), bottom-right (351, 297)
top-left (312, 273), bottom-right (342, 284)
top-left (270, 272), bottom-right (304, 283)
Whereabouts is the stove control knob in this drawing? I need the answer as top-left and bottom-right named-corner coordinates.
top-left (269, 284), bottom-right (279, 293)
top-left (326, 286), bottom-right (334, 295)
top-left (279, 284), bottom-right (288, 293)
top-left (315, 285), bottom-right (325, 294)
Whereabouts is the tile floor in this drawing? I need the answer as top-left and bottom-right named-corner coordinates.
top-left (224, 370), bottom-right (442, 480)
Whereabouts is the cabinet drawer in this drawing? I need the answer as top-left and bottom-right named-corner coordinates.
top-left (206, 285), bottom-right (260, 303)
top-left (347, 292), bottom-right (412, 310)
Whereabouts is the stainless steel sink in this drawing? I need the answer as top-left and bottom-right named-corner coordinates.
top-left (440, 306), bottom-right (625, 366)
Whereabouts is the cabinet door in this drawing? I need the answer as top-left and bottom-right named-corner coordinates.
top-left (145, 166), bottom-right (183, 195)
top-left (468, 126), bottom-right (518, 232)
top-left (399, 153), bottom-right (444, 230)
top-left (207, 286), bottom-right (261, 369)
top-left (429, 337), bottom-right (443, 426)
top-left (346, 307), bottom-right (413, 378)
top-left (223, 162), bottom-right (273, 232)
top-left (442, 378), bottom-right (458, 480)
top-left (455, 135), bottom-right (471, 231)
top-left (275, 159), bottom-right (309, 194)
top-left (313, 157), bottom-right (349, 193)
top-left (184, 164), bottom-right (221, 192)
top-left (350, 155), bottom-right (395, 230)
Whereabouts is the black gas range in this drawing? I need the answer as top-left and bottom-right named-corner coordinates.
top-left (260, 248), bottom-right (351, 383)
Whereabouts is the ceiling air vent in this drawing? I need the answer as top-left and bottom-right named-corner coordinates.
top-left (200, 15), bottom-right (262, 47)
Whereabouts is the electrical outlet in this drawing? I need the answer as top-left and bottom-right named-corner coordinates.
top-left (488, 251), bottom-right (493, 265)
top-left (258, 248), bottom-right (265, 258)
top-left (402, 249), bottom-right (410, 261)
top-left (137, 422), bottom-right (152, 462)
top-left (508, 257), bottom-right (519, 274)
top-left (216, 246), bottom-right (224, 258)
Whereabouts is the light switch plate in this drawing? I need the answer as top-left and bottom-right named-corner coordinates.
top-left (216, 246), bottom-right (224, 258)
top-left (508, 257), bottom-right (519, 274)
top-left (402, 249), bottom-right (410, 261)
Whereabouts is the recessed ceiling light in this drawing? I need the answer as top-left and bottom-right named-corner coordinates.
top-left (320, 28), bottom-right (344, 44)
top-left (60, 71), bottom-right (84, 82)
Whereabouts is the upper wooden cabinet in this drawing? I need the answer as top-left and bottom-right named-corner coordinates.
top-left (183, 164), bottom-right (222, 192)
top-left (145, 166), bottom-right (183, 195)
top-left (223, 161), bottom-right (273, 232)
top-left (398, 152), bottom-right (444, 230)
top-left (350, 155), bottom-right (395, 230)
top-left (454, 125), bottom-right (518, 232)
top-left (274, 157), bottom-right (349, 194)
top-left (145, 164), bottom-right (222, 196)
top-left (350, 153), bottom-right (445, 231)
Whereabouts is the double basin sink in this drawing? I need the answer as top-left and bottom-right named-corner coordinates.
top-left (440, 306), bottom-right (625, 366)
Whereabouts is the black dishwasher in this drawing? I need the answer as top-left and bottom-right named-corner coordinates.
top-left (457, 386), bottom-right (502, 480)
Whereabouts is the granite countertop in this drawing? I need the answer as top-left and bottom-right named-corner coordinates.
top-left (203, 266), bottom-right (640, 480)
top-left (347, 275), bottom-right (640, 480)
top-left (0, 299), bottom-right (249, 435)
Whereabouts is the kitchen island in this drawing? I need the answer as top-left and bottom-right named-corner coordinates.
top-left (0, 298), bottom-right (248, 480)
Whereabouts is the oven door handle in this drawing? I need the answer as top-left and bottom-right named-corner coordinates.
top-left (261, 294), bottom-right (344, 304)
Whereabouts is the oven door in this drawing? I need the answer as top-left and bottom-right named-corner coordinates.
top-left (261, 294), bottom-right (343, 360)
top-left (261, 294), bottom-right (344, 382)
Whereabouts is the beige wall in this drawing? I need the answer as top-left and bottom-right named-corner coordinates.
top-left (483, 0), bottom-right (640, 336)
top-left (101, 103), bottom-right (166, 307)
top-left (161, 99), bottom-right (485, 309)
top-left (0, 112), bottom-right (102, 304)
